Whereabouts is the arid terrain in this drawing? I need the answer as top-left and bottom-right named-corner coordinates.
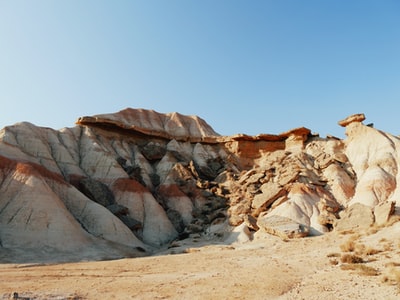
top-left (1, 109), bottom-right (400, 299)
top-left (1, 223), bottom-right (400, 299)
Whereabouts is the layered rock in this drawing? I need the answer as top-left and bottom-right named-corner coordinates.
top-left (76, 108), bottom-right (220, 142)
top-left (0, 109), bottom-right (231, 261)
top-left (338, 113), bottom-right (366, 127)
top-left (1, 109), bottom-right (399, 262)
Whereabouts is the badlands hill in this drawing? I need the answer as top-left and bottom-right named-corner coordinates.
top-left (0, 108), bottom-right (399, 265)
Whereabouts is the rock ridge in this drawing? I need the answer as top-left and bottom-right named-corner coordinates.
top-left (1, 109), bottom-right (400, 263)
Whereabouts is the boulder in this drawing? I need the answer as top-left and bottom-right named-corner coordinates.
top-left (224, 223), bottom-right (252, 244)
top-left (334, 203), bottom-right (374, 231)
top-left (257, 214), bottom-right (309, 239)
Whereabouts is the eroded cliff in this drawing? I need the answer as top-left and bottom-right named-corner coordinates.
top-left (0, 108), bottom-right (398, 262)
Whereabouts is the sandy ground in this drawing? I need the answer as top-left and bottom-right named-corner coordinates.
top-left (1, 225), bottom-right (400, 300)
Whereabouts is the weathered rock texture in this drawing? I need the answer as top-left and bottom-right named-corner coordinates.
top-left (0, 109), bottom-right (399, 262)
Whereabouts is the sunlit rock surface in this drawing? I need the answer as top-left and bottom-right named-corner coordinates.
top-left (0, 109), bottom-right (398, 262)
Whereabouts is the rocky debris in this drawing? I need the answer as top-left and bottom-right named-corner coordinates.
top-left (251, 182), bottom-right (286, 215)
top-left (225, 145), bottom-right (351, 235)
top-left (257, 214), bottom-right (310, 239)
top-left (1, 108), bottom-right (400, 262)
top-left (338, 113), bottom-right (366, 127)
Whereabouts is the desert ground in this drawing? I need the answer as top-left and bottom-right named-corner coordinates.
top-left (1, 223), bottom-right (400, 300)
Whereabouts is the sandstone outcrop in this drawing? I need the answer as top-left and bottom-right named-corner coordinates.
top-left (1, 109), bottom-right (399, 262)
top-left (76, 108), bottom-right (220, 142)
top-left (338, 113), bottom-right (366, 127)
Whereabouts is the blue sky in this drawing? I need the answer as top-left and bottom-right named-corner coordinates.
top-left (1, 1), bottom-right (399, 138)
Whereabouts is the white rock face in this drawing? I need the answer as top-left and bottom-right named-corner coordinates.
top-left (268, 183), bottom-right (328, 235)
top-left (59, 185), bottom-right (146, 249)
top-left (0, 169), bottom-right (90, 249)
top-left (112, 179), bottom-right (178, 247)
top-left (0, 110), bottom-right (201, 260)
top-left (159, 184), bottom-right (194, 226)
top-left (345, 122), bottom-right (400, 207)
top-left (260, 119), bottom-right (400, 234)
top-left (141, 192), bottom-right (178, 246)
top-left (0, 156), bottom-right (146, 262)
top-left (78, 127), bottom-right (129, 180)
top-left (156, 152), bottom-right (179, 185)
top-left (322, 164), bottom-right (355, 206)
top-left (167, 139), bottom-right (193, 162)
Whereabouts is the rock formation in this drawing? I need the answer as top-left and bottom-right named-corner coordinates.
top-left (0, 109), bottom-right (399, 262)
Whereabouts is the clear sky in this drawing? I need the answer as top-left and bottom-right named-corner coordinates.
top-left (1, 1), bottom-right (399, 138)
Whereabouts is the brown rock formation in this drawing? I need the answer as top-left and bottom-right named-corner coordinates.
top-left (338, 113), bottom-right (366, 127)
top-left (76, 108), bottom-right (220, 143)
